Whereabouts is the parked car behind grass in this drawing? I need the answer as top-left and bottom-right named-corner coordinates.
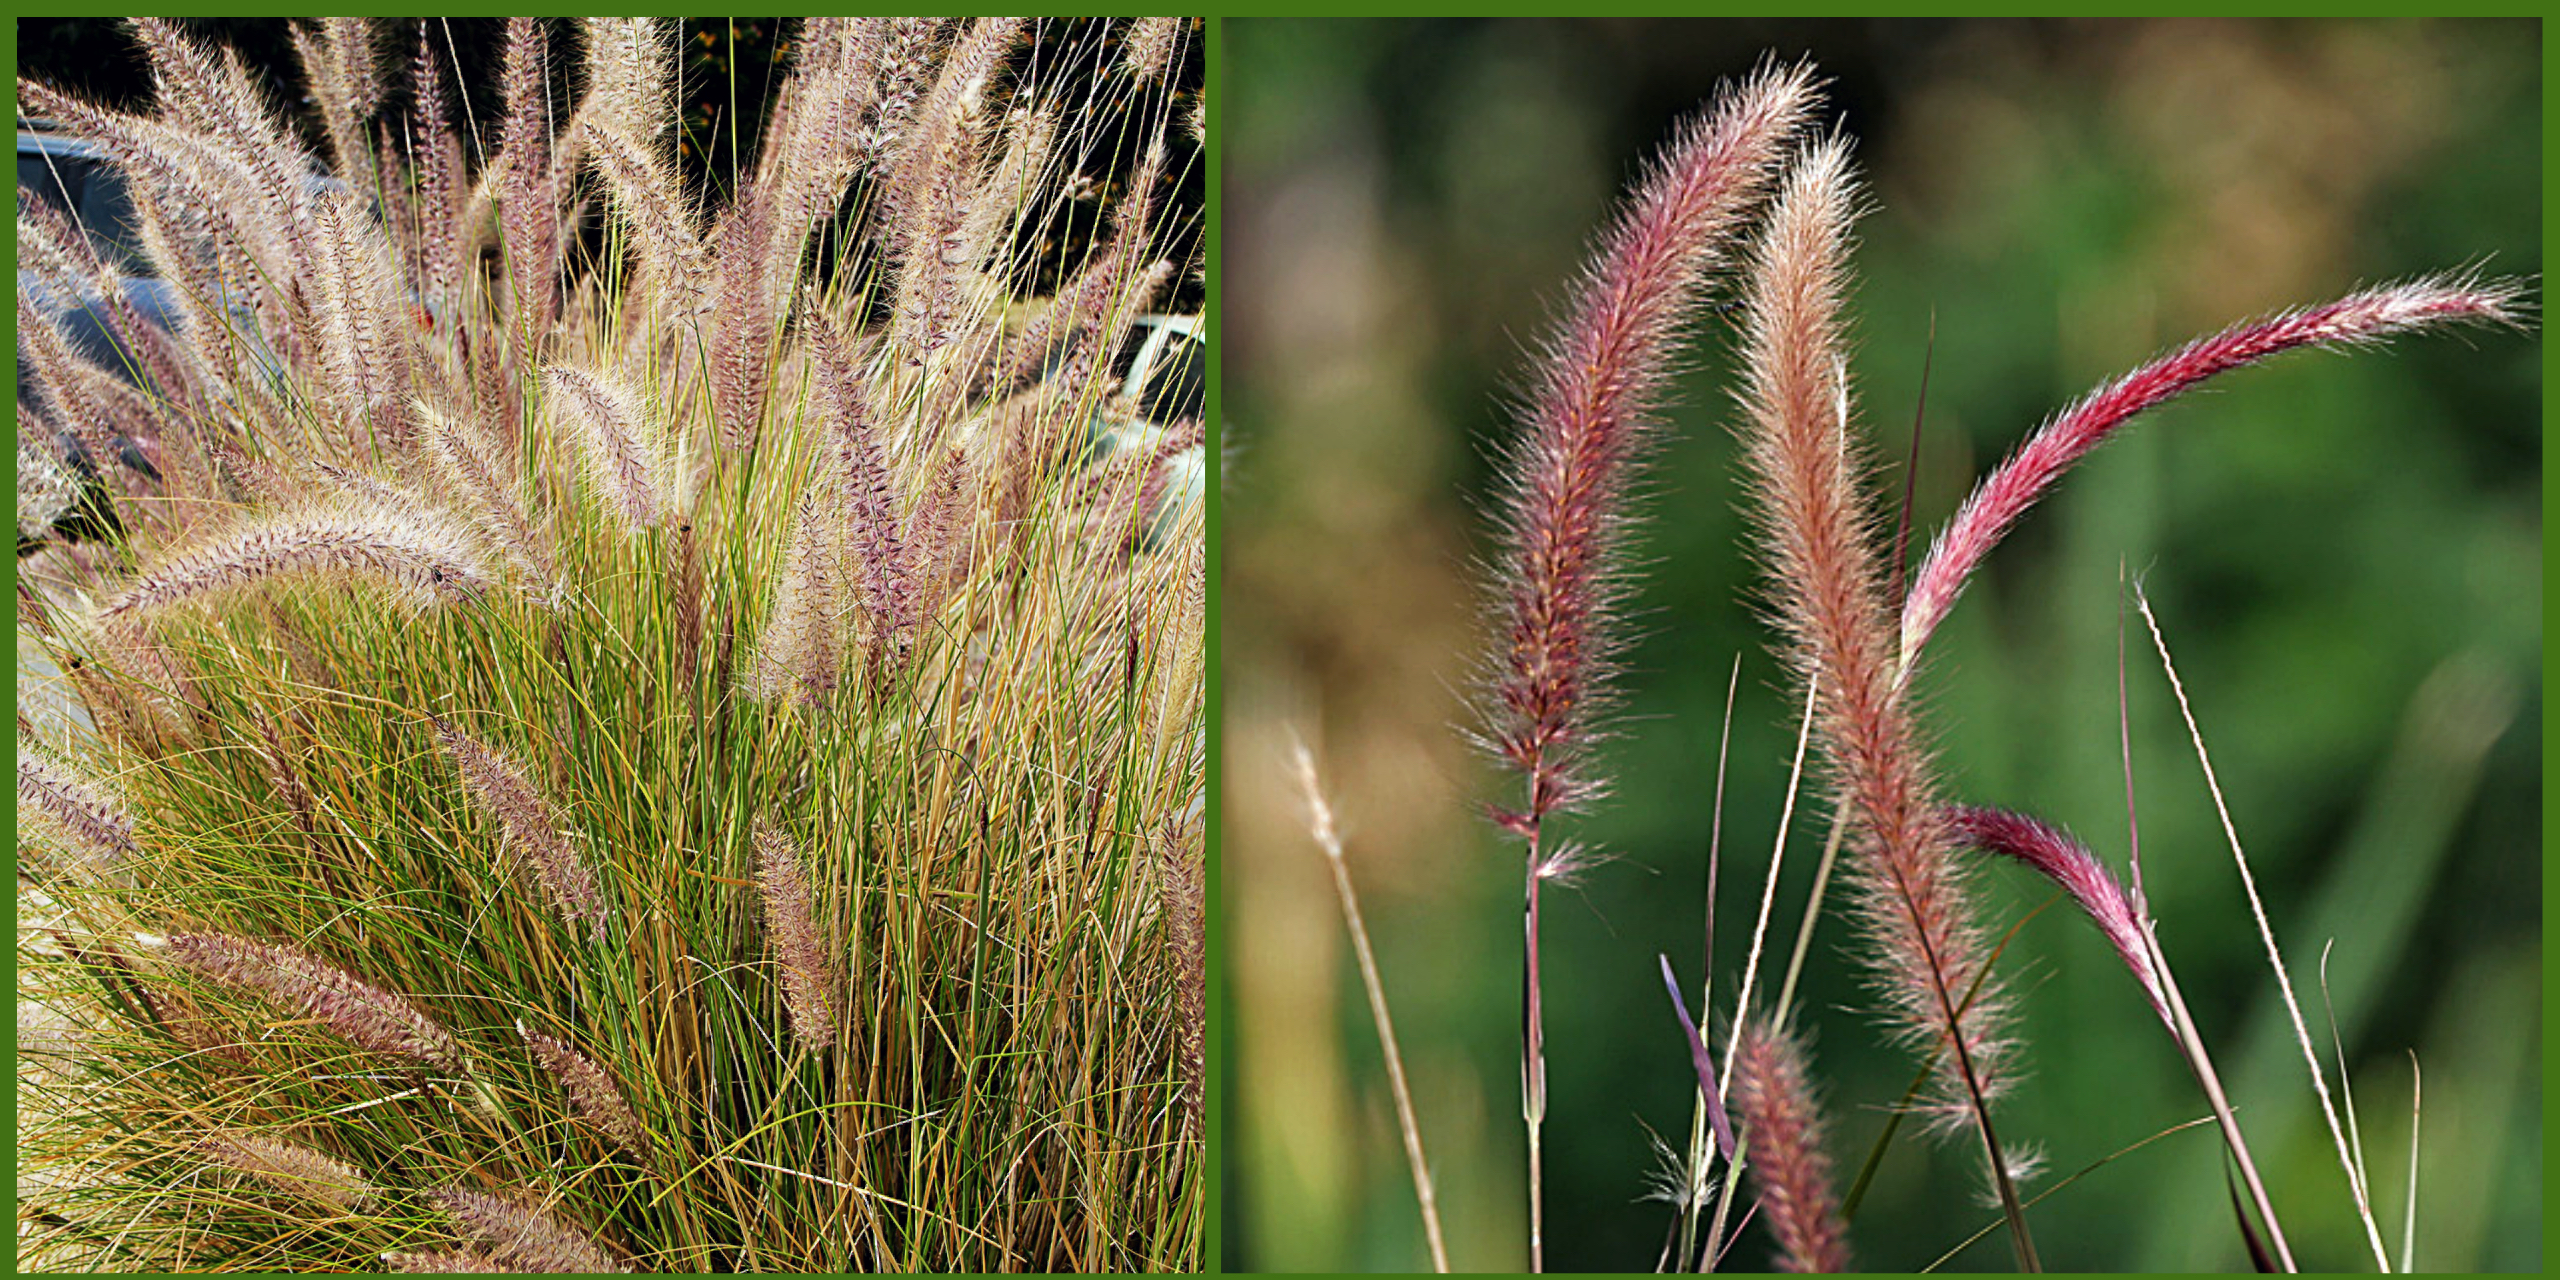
top-left (17, 119), bottom-right (357, 553)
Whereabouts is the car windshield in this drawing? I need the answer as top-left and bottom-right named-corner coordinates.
top-left (20, 145), bottom-right (147, 274)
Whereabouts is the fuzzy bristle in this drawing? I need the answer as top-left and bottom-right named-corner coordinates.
top-left (148, 932), bottom-right (465, 1074)
top-left (1950, 804), bottom-right (2169, 1029)
top-left (1733, 1021), bottom-right (1850, 1273)
top-left (434, 719), bottom-right (607, 929)
top-left (17, 749), bottom-right (140, 869)
top-left (546, 364), bottom-right (668, 531)
top-left (753, 816), bottom-right (842, 1049)
top-left (1483, 60), bottom-right (1816, 828)
top-left (431, 1186), bottom-right (632, 1273)
top-left (1732, 138), bottom-right (2012, 1134)
top-left (519, 1022), bottom-right (649, 1158)
top-left (200, 1131), bottom-right (377, 1214)
top-left (1899, 273), bottom-right (2528, 672)
top-left (100, 500), bottom-right (494, 621)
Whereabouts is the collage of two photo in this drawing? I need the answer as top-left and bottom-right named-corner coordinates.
top-left (14, 16), bottom-right (2541, 1274)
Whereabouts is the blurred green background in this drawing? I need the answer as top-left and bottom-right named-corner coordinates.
top-left (1219, 18), bottom-right (2539, 1273)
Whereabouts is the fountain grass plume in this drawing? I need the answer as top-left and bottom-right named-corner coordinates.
top-left (1728, 135), bottom-right (2045, 1268)
top-left (1731, 136), bottom-right (2019, 1145)
top-left (517, 1021), bottom-right (650, 1160)
top-left (143, 931), bottom-right (469, 1077)
top-left (1479, 59), bottom-right (1815, 832)
top-left (1947, 804), bottom-right (2166, 1028)
top-left (1900, 274), bottom-right (2526, 672)
top-left (199, 1130), bottom-right (380, 1215)
top-left (1732, 1018), bottom-right (1850, 1273)
top-left (428, 1186), bottom-right (632, 1273)
top-left (99, 498), bottom-right (496, 622)
top-left (753, 816), bottom-right (843, 1050)
top-left (434, 717), bottom-right (608, 930)
top-left (1476, 59), bottom-right (1816, 1270)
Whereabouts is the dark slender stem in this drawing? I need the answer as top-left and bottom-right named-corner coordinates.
top-left (2155, 949), bottom-right (2298, 1271)
top-left (1524, 841), bottom-right (1547, 1273)
top-left (1891, 865), bottom-right (2040, 1271)
top-left (1888, 309), bottom-right (1936, 607)
top-left (1678, 655), bottom-right (1743, 1270)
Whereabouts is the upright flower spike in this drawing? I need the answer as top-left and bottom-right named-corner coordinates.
top-left (1478, 62), bottom-right (1815, 1272)
top-left (1480, 59), bottom-right (1816, 831)
top-left (546, 364), bottom-right (668, 531)
top-left (806, 310), bottom-right (920, 654)
top-left (1731, 139), bottom-right (2016, 1142)
top-left (495, 17), bottom-right (562, 354)
top-left (1899, 274), bottom-right (2525, 672)
top-left (754, 817), bottom-right (841, 1050)
top-left (434, 719), bottom-right (606, 930)
top-left (744, 492), bottom-right (844, 707)
top-left (1732, 1020), bottom-right (1850, 1274)
top-left (1162, 816), bottom-right (1206, 1130)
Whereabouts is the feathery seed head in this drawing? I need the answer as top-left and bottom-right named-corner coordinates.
top-left (199, 1131), bottom-right (377, 1214)
top-left (518, 1021), bottom-right (648, 1158)
top-left (1899, 272), bottom-right (2529, 673)
top-left (809, 312), bottom-right (922, 651)
top-left (434, 719), bottom-right (607, 929)
top-left (1948, 804), bottom-right (2169, 1029)
top-left (745, 491), bottom-right (845, 708)
top-left (1481, 59), bottom-right (1817, 830)
top-left (422, 404), bottom-right (564, 606)
top-left (151, 932), bottom-right (465, 1074)
top-left (1733, 1020), bottom-right (1851, 1273)
top-left (385, 1250), bottom-right (511, 1274)
top-left (18, 748), bottom-right (140, 871)
top-left (1734, 137), bottom-right (2015, 1134)
top-left (431, 1186), bottom-right (632, 1273)
top-left (754, 816), bottom-right (842, 1049)
top-left (546, 364), bottom-right (669, 531)
top-left (1162, 816), bottom-right (1206, 1128)
top-left (100, 499), bottom-right (494, 621)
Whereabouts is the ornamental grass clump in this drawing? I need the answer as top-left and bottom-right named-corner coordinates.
top-left (17, 16), bottom-right (1202, 1271)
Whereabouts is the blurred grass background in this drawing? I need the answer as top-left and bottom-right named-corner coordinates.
top-left (1219, 18), bottom-right (2539, 1272)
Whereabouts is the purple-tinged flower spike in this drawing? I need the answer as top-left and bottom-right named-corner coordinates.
top-left (518, 1022), bottom-right (649, 1160)
top-left (429, 1186), bottom-right (633, 1273)
top-left (1947, 804), bottom-right (2169, 1030)
top-left (1951, 802), bottom-right (2300, 1270)
top-left (1899, 274), bottom-right (2526, 673)
top-left (198, 1131), bottom-right (378, 1214)
top-left (1730, 1018), bottom-right (1853, 1269)
top-left (19, 749), bottom-right (139, 868)
top-left (1480, 59), bottom-right (1816, 831)
top-left (435, 718), bottom-right (607, 930)
top-left (1737, 137), bottom-right (2016, 1139)
top-left (385, 1250), bottom-right (510, 1273)
top-left (1733, 1019), bottom-right (1851, 1274)
top-left (143, 932), bottom-right (466, 1075)
top-left (754, 817), bottom-right (842, 1050)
